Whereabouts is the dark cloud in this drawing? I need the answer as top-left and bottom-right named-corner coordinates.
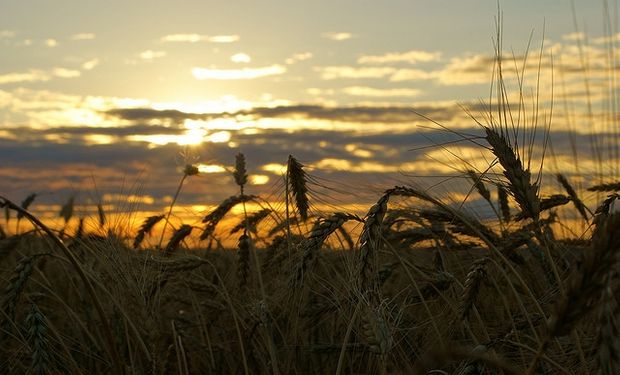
top-left (104, 103), bottom-right (465, 124)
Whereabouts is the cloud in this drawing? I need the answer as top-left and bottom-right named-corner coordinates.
top-left (0, 70), bottom-right (51, 85)
top-left (139, 50), bottom-right (166, 60)
top-left (160, 34), bottom-right (239, 43)
top-left (562, 32), bottom-right (585, 42)
top-left (52, 68), bottom-right (81, 78)
top-left (105, 103), bottom-right (458, 125)
top-left (71, 33), bottom-right (95, 41)
top-left (322, 32), bottom-right (354, 41)
top-left (192, 65), bottom-right (286, 80)
top-left (0, 68), bottom-right (79, 85)
top-left (208, 35), bottom-right (239, 43)
top-left (434, 55), bottom-right (494, 85)
top-left (0, 30), bottom-right (15, 39)
top-left (389, 68), bottom-right (434, 81)
top-left (358, 50), bottom-right (441, 64)
top-left (230, 53), bottom-right (251, 63)
top-left (45, 39), bottom-right (58, 47)
top-left (285, 52), bottom-right (313, 64)
top-left (316, 66), bottom-right (396, 79)
top-left (81, 58), bottom-right (99, 70)
top-left (342, 86), bottom-right (422, 97)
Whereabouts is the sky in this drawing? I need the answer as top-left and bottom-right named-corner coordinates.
top-left (0, 0), bottom-right (618, 236)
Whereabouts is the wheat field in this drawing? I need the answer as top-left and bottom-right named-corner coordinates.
top-left (1, 21), bottom-right (619, 375)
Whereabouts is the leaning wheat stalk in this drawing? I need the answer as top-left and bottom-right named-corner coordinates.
top-left (296, 212), bottom-right (362, 284)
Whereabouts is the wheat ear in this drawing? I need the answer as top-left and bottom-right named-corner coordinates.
top-left (485, 127), bottom-right (540, 221)
top-left (287, 155), bottom-right (309, 221)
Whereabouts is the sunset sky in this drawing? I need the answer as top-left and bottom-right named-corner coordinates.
top-left (1, 0), bottom-right (617, 232)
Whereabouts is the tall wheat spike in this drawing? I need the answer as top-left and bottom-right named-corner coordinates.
top-left (484, 127), bottom-right (540, 221)
top-left (287, 155), bottom-right (309, 221)
top-left (234, 152), bottom-right (248, 193)
top-left (358, 193), bottom-right (390, 291)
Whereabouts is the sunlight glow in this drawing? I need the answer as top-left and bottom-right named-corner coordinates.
top-left (83, 134), bottom-right (115, 145)
top-left (261, 163), bottom-right (286, 174)
top-left (250, 174), bottom-right (270, 185)
top-left (197, 164), bottom-right (226, 173)
top-left (191, 65), bottom-right (286, 80)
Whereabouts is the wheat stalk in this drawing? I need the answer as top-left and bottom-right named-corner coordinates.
top-left (230, 208), bottom-right (272, 235)
top-left (597, 282), bottom-right (620, 375)
top-left (528, 214), bottom-right (620, 375)
top-left (588, 182), bottom-right (620, 192)
top-left (134, 214), bottom-right (165, 248)
top-left (2, 253), bottom-right (49, 329)
top-left (234, 152), bottom-right (248, 193)
top-left (467, 170), bottom-right (492, 203)
top-left (164, 224), bottom-right (193, 254)
top-left (485, 127), bottom-right (540, 221)
top-left (296, 212), bottom-right (362, 284)
top-left (358, 193), bottom-right (390, 291)
top-left (237, 232), bottom-right (251, 291)
top-left (287, 155), bottom-right (309, 221)
top-left (514, 194), bottom-right (569, 221)
top-left (497, 185), bottom-right (511, 223)
top-left (460, 257), bottom-right (488, 321)
top-left (548, 213), bottom-right (620, 337)
top-left (556, 174), bottom-right (589, 221)
top-left (25, 301), bottom-right (50, 375)
top-left (200, 195), bottom-right (255, 240)
top-left (59, 195), bottom-right (75, 225)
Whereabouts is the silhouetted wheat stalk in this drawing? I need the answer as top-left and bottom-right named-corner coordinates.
top-left (556, 173), bottom-right (589, 221)
top-left (484, 127), bottom-right (540, 222)
top-left (287, 155), bottom-right (309, 221)
top-left (296, 212), bottom-right (362, 285)
top-left (25, 301), bottom-right (50, 375)
top-left (134, 214), bottom-right (165, 248)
